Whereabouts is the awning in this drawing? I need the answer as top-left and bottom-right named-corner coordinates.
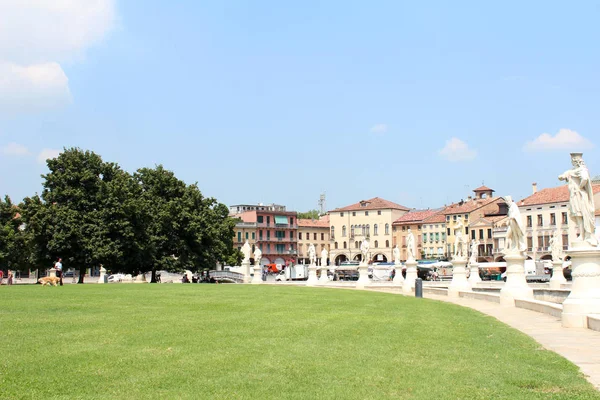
top-left (274, 216), bottom-right (288, 224)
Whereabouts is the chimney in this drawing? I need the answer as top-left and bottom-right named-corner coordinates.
top-left (467, 195), bottom-right (472, 201)
top-left (532, 182), bottom-right (538, 194)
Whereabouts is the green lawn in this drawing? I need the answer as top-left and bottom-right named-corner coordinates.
top-left (1, 284), bottom-right (598, 400)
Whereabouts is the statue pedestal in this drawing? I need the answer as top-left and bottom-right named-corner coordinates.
top-left (449, 258), bottom-right (471, 297)
top-left (500, 253), bottom-right (533, 306)
top-left (98, 266), bottom-right (107, 284)
top-left (549, 260), bottom-right (567, 289)
top-left (241, 260), bottom-right (252, 283)
top-left (468, 262), bottom-right (482, 284)
top-left (393, 262), bottom-right (405, 286)
top-left (561, 245), bottom-right (600, 328)
top-left (48, 268), bottom-right (57, 278)
top-left (306, 264), bottom-right (319, 286)
top-left (402, 259), bottom-right (418, 294)
top-left (318, 266), bottom-right (329, 284)
top-left (356, 262), bottom-right (371, 288)
top-left (251, 264), bottom-right (263, 284)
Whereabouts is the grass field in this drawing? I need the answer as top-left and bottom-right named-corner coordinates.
top-left (1, 284), bottom-right (599, 400)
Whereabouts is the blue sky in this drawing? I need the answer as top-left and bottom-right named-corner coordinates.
top-left (1, 1), bottom-right (599, 211)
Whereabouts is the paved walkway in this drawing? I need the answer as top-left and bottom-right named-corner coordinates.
top-left (365, 286), bottom-right (600, 390)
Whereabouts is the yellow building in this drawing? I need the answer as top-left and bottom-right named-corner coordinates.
top-left (328, 197), bottom-right (409, 265)
top-left (297, 215), bottom-right (330, 265)
top-left (444, 186), bottom-right (506, 258)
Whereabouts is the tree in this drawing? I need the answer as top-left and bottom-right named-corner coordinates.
top-left (297, 209), bottom-right (320, 219)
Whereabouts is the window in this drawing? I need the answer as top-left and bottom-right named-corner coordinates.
top-left (299, 232), bottom-right (302, 240)
top-left (237, 232), bottom-right (242, 242)
top-left (321, 233), bottom-right (324, 240)
top-left (446, 216), bottom-right (450, 222)
top-left (442, 232), bottom-right (446, 241)
top-left (352, 212), bottom-right (356, 216)
top-left (343, 241), bottom-right (347, 249)
top-left (377, 210), bottom-right (381, 215)
top-left (267, 216), bottom-right (270, 225)
top-left (267, 244), bottom-right (271, 253)
top-left (562, 212), bottom-right (568, 224)
top-left (290, 231), bottom-right (294, 239)
top-left (314, 233), bottom-right (317, 240)
top-left (418, 225), bottom-right (422, 230)
top-left (527, 237), bottom-right (533, 251)
top-left (245, 232), bottom-right (248, 240)
top-left (487, 229), bottom-right (492, 239)
top-left (527, 216), bottom-right (532, 227)
top-left (550, 213), bottom-right (556, 225)
top-left (422, 234), bottom-right (426, 242)
top-left (252, 232), bottom-right (255, 240)
top-left (334, 242), bottom-right (338, 249)
top-left (290, 218), bottom-right (294, 225)
top-left (385, 224), bottom-right (389, 235)
top-left (471, 230), bottom-right (476, 240)
top-left (366, 225), bottom-right (370, 237)
top-left (342, 225), bottom-right (347, 237)
top-left (447, 228), bottom-right (451, 236)
top-left (259, 230), bottom-right (263, 239)
top-left (386, 240), bottom-right (389, 247)
top-left (351, 225), bottom-right (355, 237)
top-left (374, 224), bottom-right (378, 235)
top-left (479, 230), bottom-right (483, 240)
top-left (267, 231), bottom-right (270, 239)
top-left (257, 216), bottom-right (264, 223)
top-left (355, 241), bottom-right (359, 248)
top-left (331, 226), bottom-right (335, 238)
top-left (402, 226), bottom-right (406, 231)
top-left (276, 244), bottom-right (285, 253)
top-left (340, 212), bottom-right (344, 217)
top-left (435, 232), bottom-right (439, 241)
top-left (374, 240), bottom-right (378, 248)
top-left (537, 214), bottom-right (543, 227)
top-left (465, 228), bottom-right (468, 235)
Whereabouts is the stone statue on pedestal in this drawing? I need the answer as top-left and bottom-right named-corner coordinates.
top-left (454, 219), bottom-right (466, 258)
top-left (253, 246), bottom-right (262, 266)
top-left (503, 196), bottom-right (527, 255)
top-left (393, 245), bottom-right (400, 264)
top-left (241, 240), bottom-right (251, 263)
top-left (320, 248), bottom-right (328, 267)
top-left (559, 153), bottom-right (599, 247)
top-left (360, 238), bottom-right (370, 263)
top-left (406, 229), bottom-right (416, 261)
top-left (550, 230), bottom-right (563, 261)
top-left (469, 239), bottom-right (479, 265)
top-left (308, 243), bottom-right (316, 265)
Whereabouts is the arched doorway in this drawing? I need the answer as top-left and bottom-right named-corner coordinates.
top-left (260, 257), bottom-right (270, 265)
top-left (373, 253), bottom-right (387, 263)
top-left (540, 254), bottom-right (552, 261)
top-left (273, 257), bottom-right (285, 265)
top-left (334, 254), bottom-right (348, 265)
top-left (494, 256), bottom-right (505, 262)
top-left (353, 254), bottom-right (362, 262)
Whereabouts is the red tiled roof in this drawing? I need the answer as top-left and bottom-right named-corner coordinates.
top-left (393, 209), bottom-right (439, 224)
top-left (519, 184), bottom-right (600, 207)
top-left (422, 211), bottom-right (447, 224)
top-left (474, 185), bottom-right (494, 192)
top-left (298, 215), bottom-right (329, 228)
top-left (443, 197), bottom-right (500, 215)
top-left (331, 197), bottom-right (410, 212)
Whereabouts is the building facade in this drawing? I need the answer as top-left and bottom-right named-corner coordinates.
top-left (297, 215), bottom-right (330, 265)
top-left (328, 197), bottom-right (409, 265)
top-left (421, 211), bottom-right (448, 259)
top-left (392, 209), bottom-right (440, 261)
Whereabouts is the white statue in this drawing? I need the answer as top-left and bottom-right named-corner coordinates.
top-left (559, 153), bottom-right (599, 247)
top-left (503, 195), bottom-right (527, 254)
top-left (393, 245), bottom-right (400, 264)
top-left (308, 243), bottom-right (316, 265)
top-left (253, 246), bottom-right (262, 266)
top-left (320, 248), bottom-right (328, 267)
top-left (469, 239), bottom-right (479, 265)
top-left (241, 240), bottom-right (251, 263)
top-left (454, 219), bottom-right (466, 258)
top-left (550, 230), bottom-right (563, 261)
top-left (406, 229), bottom-right (416, 261)
top-left (360, 238), bottom-right (370, 263)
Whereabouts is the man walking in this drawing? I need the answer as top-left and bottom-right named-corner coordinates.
top-left (55, 258), bottom-right (63, 286)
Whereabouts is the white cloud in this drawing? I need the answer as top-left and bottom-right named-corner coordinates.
top-left (0, 62), bottom-right (71, 112)
top-left (370, 124), bottom-right (388, 134)
top-left (524, 129), bottom-right (594, 152)
top-left (438, 138), bottom-right (477, 162)
top-left (37, 148), bottom-right (61, 165)
top-left (1, 142), bottom-right (30, 156)
top-left (0, 0), bottom-right (116, 114)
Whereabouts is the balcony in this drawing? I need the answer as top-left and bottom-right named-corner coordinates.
top-left (493, 226), bottom-right (507, 233)
top-left (235, 222), bottom-right (257, 228)
top-left (256, 237), bottom-right (298, 243)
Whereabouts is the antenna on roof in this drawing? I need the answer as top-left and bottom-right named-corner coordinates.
top-left (318, 193), bottom-right (326, 216)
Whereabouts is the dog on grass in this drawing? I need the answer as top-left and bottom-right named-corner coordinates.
top-left (38, 276), bottom-right (61, 286)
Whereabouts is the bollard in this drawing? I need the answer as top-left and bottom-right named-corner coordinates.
top-left (415, 278), bottom-right (423, 298)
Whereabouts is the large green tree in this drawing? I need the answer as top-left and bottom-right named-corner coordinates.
top-left (297, 209), bottom-right (320, 219)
